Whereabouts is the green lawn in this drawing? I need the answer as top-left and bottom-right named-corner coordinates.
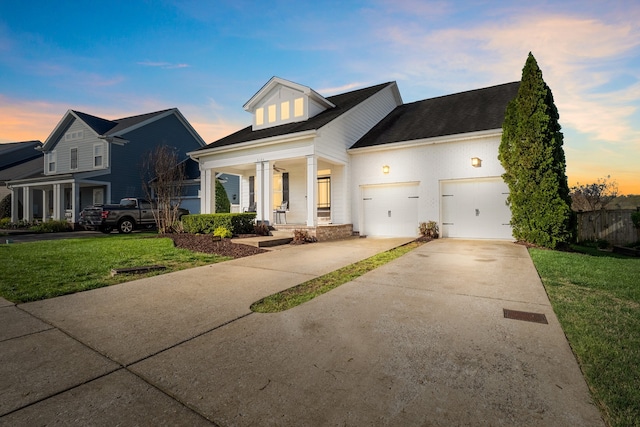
top-left (530, 247), bottom-right (640, 427)
top-left (0, 234), bottom-right (229, 303)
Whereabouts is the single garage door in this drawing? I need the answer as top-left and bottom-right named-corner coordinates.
top-left (362, 183), bottom-right (419, 237)
top-left (441, 178), bottom-right (512, 239)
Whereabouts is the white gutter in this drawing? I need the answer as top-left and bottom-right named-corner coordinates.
top-left (188, 129), bottom-right (317, 160)
top-left (348, 128), bottom-right (503, 154)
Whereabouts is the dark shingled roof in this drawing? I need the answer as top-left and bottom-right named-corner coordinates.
top-left (196, 82), bottom-right (394, 150)
top-left (350, 82), bottom-right (520, 149)
top-left (72, 109), bottom-right (173, 136)
top-left (0, 156), bottom-right (43, 182)
top-left (107, 109), bottom-right (174, 135)
top-left (72, 110), bottom-right (118, 135)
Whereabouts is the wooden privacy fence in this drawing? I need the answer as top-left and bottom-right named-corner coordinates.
top-left (576, 209), bottom-right (639, 246)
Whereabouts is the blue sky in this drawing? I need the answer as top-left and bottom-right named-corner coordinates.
top-left (1, 0), bottom-right (639, 193)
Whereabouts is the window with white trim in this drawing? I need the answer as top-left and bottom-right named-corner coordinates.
top-left (93, 144), bottom-right (104, 168)
top-left (47, 151), bottom-right (56, 173)
top-left (256, 107), bottom-right (264, 126)
top-left (70, 147), bottom-right (78, 170)
top-left (65, 130), bottom-right (83, 141)
top-left (294, 97), bottom-right (304, 117)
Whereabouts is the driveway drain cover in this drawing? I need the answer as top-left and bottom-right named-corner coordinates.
top-left (503, 308), bottom-right (548, 324)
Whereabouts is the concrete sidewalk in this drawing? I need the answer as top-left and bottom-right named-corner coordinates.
top-left (0, 238), bottom-right (604, 426)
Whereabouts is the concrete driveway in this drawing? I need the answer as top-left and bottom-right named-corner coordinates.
top-left (0, 238), bottom-right (604, 426)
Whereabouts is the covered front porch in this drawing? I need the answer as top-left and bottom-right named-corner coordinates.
top-left (8, 175), bottom-right (111, 225)
top-left (199, 154), bottom-right (351, 229)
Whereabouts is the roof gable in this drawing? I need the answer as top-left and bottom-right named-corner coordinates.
top-left (41, 108), bottom-right (205, 152)
top-left (243, 77), bottom-right (336, 131)
top-left (350, 82), bottom-right (520, 149)
top-left (195, 82), bottom-right (395, 151)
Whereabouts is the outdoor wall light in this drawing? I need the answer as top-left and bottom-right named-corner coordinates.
top-left (471, 157), bottom-right (482, 167)
top-left (382, 165), bottom-right (390, 174)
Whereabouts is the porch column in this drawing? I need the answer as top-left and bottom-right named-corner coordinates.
top-left (71, 181), bottom-right (80, 224)
top-left (42, 188), bottom-right (50, 222)
top-left (254, 162), bottom-right (263, 222)
top-left (53, 184), bottom-right (63, 220)
top-left (10, 187), bottom-right (19, 222)
top-left (200, 168), bottom-right (215, 214)
top-left (262, 161), bottom-right (272, 224)
top-left (306, 155), bottom-right (317, 227)
top-left (255, 161), bottom-right (272, 224)
top-left (22, 187), bottom-right (32, 222)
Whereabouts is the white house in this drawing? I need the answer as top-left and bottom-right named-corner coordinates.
top-left (189, 77), bottom-right (519, 240)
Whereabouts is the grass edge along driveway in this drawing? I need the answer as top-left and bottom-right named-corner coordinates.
top-left (0, 234), bottom-right (229, 303)
top-left (530, 247), bottom-right (640, 427)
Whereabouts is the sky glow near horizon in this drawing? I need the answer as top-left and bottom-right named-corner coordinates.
top-left (0, 0), bottom-right (638, 193)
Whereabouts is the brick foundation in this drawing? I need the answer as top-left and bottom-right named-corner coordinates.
top-left (272, 224), bottom-right (354, 242)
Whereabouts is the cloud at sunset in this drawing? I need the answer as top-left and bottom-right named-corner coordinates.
top-left (0, 1), bottom-right (638, 193)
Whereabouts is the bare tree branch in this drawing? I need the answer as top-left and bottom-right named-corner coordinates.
top-left (140, 145), bottom-right (186, 234)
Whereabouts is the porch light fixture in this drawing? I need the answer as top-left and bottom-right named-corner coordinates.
top-left (382, 165), bottom-right (390, 174)
top-left (471, 157), bottom-right (482, 168)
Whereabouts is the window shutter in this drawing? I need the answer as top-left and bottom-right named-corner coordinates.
top-left (283, 173), bottom-right (289, 207)
top-left (249, 176), bottom-right (255, 206)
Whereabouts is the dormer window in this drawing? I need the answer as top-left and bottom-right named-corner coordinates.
top-left (294, 97), bottom-right (304, 117)
top-left (256, 108), bottom-right (264, 126)
top-left (268, 105), bottom-right (276, 123)
top-left (245, 77), bottom-right (335, 131)
top-left (281, 101), bottom-right (290, 120)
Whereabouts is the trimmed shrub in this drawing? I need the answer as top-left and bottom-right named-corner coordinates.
top-left (0, 194), bottom-right (10, 219)
top-left (30, 220), bottom-right (72, 233)
top-left (182, 213), bottom-right (256, 235)
top-left (0, 217), bottom-right (11, 228)
top-left (231, 213), bottom-right (256, 234)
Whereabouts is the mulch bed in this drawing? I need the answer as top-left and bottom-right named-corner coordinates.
top-left (167, 234), bottom-right (268, 258)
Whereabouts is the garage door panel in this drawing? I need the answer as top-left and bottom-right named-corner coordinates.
top-left (362, 184), bottom-right (419, 237)
top-left (441, 179), bottom-right (512, 240)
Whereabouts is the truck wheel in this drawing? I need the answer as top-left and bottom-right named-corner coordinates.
top-left (99, 226), bottom-right (113, 234)
top-left (118, 218), bottom-right (134, 234)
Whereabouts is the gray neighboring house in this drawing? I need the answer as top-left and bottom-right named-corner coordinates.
top-left (7, 109), bottom-right (206, 225)
top-left (0, 141), bottom-right (43, 205)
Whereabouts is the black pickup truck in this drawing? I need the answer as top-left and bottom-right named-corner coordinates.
top-left (79, 197), bottom-right (189, 234)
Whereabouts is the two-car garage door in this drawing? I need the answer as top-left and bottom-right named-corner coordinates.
top-left (441, 178), bottom-right (512, 239)
top-left (361, 178), bottom-right (512, 239)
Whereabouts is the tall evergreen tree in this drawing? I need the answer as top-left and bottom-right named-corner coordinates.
top-left (499, 53), bottom-right (573, 248)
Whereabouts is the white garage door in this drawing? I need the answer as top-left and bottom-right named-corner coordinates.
top-left (441, 178), bottom-right (512, 239)
top-left (362, 183), bottom-right (419, 237)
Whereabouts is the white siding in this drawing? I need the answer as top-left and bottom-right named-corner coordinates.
top-left (350, 132), bottom-right (507, 236)
top-left (316, 84), bottom-right (400, 164)
top-left (45, 119), bottom-right (108, 175)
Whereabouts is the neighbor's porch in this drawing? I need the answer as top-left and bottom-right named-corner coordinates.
top-left (8, 176), bottom-right (111, 225)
